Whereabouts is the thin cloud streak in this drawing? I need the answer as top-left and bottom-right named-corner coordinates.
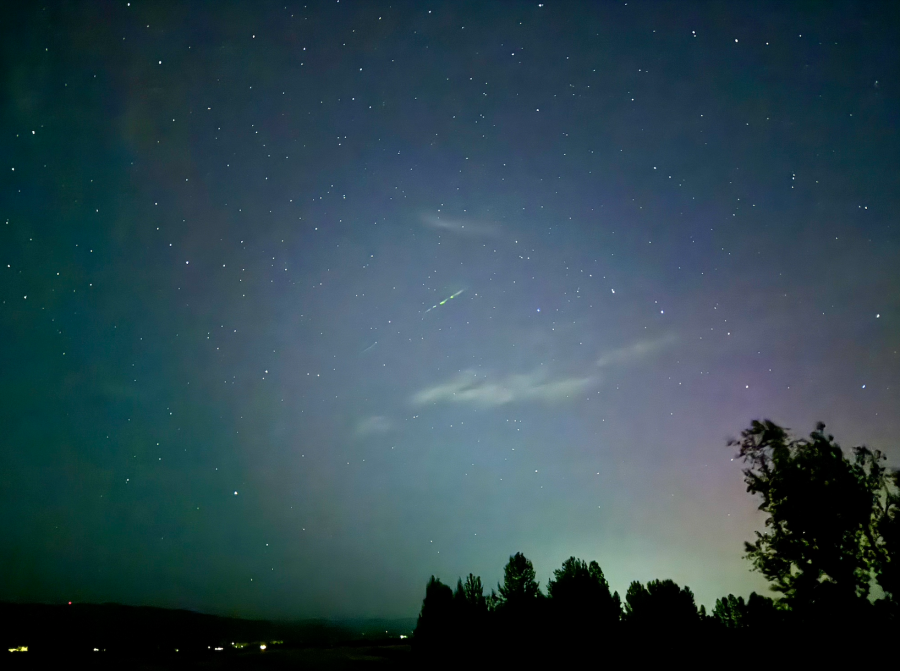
top-left (411, 369), bottom-right (597, 407)
top-left (355, 415), bottom-right (393, 436)
top-left (595, 334), bottom-right (677, 368)
top-left (421, 214), bottom-right (499, 237)
top-left (412, 336), bottom-right (675, 409)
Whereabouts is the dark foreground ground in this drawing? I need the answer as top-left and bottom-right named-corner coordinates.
top-left (5, 633), bottom-right (879, 670)
top-left (4, 601), bottom-right (887, 669)
top-left (2, 603), bottom-right (416, 669)
top-left (6, 642), bottom-right (413, 670)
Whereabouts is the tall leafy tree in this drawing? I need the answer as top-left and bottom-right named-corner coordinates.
top-left (492, 553), bottom-right (544, 647)
top-left (413, 576), bottom-right (454, 651)
top-left (452, 574), bottom-right (488, 643)
top-left (712, 592), bottom-right (781, 629)
top-left (460, 573), bottom-right (487, 612)
top-left (743, 592), bottom-right (783, 629)
top-left (624, 581), bottom-right (650, 620)
top-left (547, 557), bottom-right (620, 628)
top-left (496, 552), bottom-right (542, 607)
top-left (873, 469), bottom-right (900, 612)
top-left (624, 579), bottom-right (698, 627)
top-left (712, 594), bottom-right (745, 629)
top-left (731, 420), bottom-right (887, 612)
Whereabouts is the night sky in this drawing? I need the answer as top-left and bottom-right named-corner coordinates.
top-left (2, 1), bottom-right (899, 620)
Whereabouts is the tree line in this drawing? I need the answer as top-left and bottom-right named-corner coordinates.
top-left (413, 421), bottom-right (899, 660)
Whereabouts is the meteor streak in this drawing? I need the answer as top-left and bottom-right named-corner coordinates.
top-left (423, 289), bottom-right (466, 316)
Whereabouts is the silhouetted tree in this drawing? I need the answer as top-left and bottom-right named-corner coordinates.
top-left (496, 552), bottom-right (542, 607)
top-left (743, 592), bottom-right (783, 629)
top-left (547, 557), bottom-right (621, 638)
top-left (624, 580), bottom-right (649, 619)
top-left (873, 468), bottom-right (900, 615)
top-left (492, 552), bottom-right (544, 649)
top-left (456, 574), bottom-right (487, 612)
top-left (413, 576), bottom-right (454, 653)
top-left (731, 420), bottom-right (888, 619)
top-left (624, 579), bottom-right (698, 629)
top-left (713, 594), bottom-right (745, 629)
top-left (452, 573), bottom-right (489, 642)
top-left (711, 591), bottom-right (781, 630)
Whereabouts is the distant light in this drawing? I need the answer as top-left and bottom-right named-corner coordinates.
top-left (8, 646), bottom-right (28, 653)
top-left (400, 635), bottom-right (408, 639)
top-left (862, 384), bottom-right (866, 389)
top-left (876, 313), bottom-right (880, 318)
top-left (234, 491), bottom-right (238, 495)
top-left (260, 644), bottom-right (267, 650)
top-left (68, 601), bottom-right (72, 605)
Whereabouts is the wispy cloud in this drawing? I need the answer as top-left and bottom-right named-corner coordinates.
top-left (595, 334), bottom-right (676, 368)
top-left (421, 214), bottom-right (499, 237)
top-left (411, 369), bottom-right (596, 408)
top-left (410, 337), bottom-right (674, 410)
top-left (356, 415), bottom-right (393, 436)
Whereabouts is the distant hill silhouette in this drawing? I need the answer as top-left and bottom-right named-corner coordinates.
top-left (0, 602), bottom-right (415, 655)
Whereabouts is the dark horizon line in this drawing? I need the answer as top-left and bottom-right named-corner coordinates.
top-left (0, 600), bottom-right (419, 625)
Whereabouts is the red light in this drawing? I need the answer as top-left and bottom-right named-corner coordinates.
top-left (68, 601), bottom-right (72, 605)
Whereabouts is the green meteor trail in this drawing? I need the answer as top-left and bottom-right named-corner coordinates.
top-left (423, 289), bottom-right (466, 315)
